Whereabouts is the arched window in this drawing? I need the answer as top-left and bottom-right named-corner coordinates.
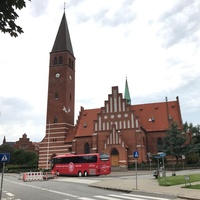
top-left (157, 137), bottom-right (163, 152)
top-left (84, 142), bottom-right (90, 154)
top-left (55, 91), bottom-right (58, 100)
top-left (54, 57), bottom-right (57, 65)
top-left (59, 56), bottom-right (62, 64)
top-left (54, 116), bottom-right (58, 124)
top-left (111, 148), bottom-right (119, 156)
top-left (71, 60), bottom-right (74, 70)
top-left (69, 58), bottom-right (71, 68)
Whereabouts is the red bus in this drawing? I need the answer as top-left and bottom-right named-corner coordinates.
top-left (50, 153), bottom-right (111, 176)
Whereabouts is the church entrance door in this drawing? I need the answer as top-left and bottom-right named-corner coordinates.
top-left (110, 148), bottom-right (119, 166)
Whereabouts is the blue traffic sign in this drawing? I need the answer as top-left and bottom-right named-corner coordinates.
top-left (158, 152), bottom-right (166, 157)
top-left (133, 151), bottom-right (139, 158)
top-left (0, 153), bottom-right (10, 163)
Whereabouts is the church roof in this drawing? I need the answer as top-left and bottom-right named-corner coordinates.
top-left (74, 89), bottom-right (182, 138)
top-left (51, 12), bottom-right (74, 55)
top-left (75, 108), bottom-right (100, 137)
top-left (132, 97), bottom-right (182, 132)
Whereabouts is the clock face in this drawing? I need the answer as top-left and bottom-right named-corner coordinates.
top-left (55, 73), bottom-right (60, 78)
top-left (69, 75), bottom-right (72, 80)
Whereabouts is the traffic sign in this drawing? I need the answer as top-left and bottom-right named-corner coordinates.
top-left (133, 151), bottom-right (139, 158)
top-left (0, 153), bottom-right (10, 163)
top-left (158, 152), bottom-right (166, 157)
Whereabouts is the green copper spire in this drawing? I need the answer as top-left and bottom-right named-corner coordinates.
top-left (124, 78), bottom-right (131, 105)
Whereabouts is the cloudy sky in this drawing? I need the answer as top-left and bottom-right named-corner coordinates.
top-left (0, 0), bottom-right (200, 143)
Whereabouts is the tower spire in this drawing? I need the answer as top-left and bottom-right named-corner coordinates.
top-left (124, 77), bottom-right (131, 105)
top-left (51, 12), bottom-right (74, 55)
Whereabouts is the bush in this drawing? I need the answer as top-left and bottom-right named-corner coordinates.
top-left (185, 153), bottom-right (199, 164)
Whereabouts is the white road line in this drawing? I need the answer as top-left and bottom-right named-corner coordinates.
top-left (6, 192), bottom-right (15, 197)
top-left (95, 195), bottom-right (121, 200)
top-left (123, 193), bottom-right (171, 200)
top-left (4, 178), bottom-right (80, 199)
top-left (54, 178), bottom-right (98, 184)
top-left (78, 198), bottom-right (95, 200)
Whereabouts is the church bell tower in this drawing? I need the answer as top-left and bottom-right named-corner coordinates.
top-left (39, 12), bottom-right (75, 169)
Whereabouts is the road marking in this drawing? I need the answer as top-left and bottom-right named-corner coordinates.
top-left (95, 195), bottom-right (120, 200)
top-left (54, 178), bottom-right (98, 184)
top-left (4, 178), bottom-right (80, 199)
top-left (78, 198), bottom-right (95, 200)
top-left (107, 194), bottom-right (172, 200)
top-left (123, 193), bottom-right (171, 200)
top-left (6, 192), bottom-right (14, 196)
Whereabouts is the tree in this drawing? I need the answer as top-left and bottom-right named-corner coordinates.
top-left (12, 149), bottom-right (38, 166)
top-left (162, 121), bottom-right (193, 163)
top-left (183, 122), bottom-right (200, 155)
top-left (0, 0), bottom-right (30, 37)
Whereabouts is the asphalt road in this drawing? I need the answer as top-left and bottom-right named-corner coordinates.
top-left (1, 173), bottom-right (177, 200)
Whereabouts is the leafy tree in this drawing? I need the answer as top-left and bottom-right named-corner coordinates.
top-left (162, 121), bottom-right (193, 164)
top-left (12, 149), bottom-right (38, 166)
top-left (183, 122), bottom-right (200, 155)
top-left (0, 143), bottom-right (14, 154)
top-left (0, 0), bottom-right (30, 37)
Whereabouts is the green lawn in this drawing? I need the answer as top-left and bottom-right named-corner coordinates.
top-left (158, 173), bottom-right (200, 189)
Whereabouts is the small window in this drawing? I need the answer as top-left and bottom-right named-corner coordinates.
top-left (69, 58), bottom-right (71, 68)
top-left (54, 57), bottom-right (57, 65)
top-left (59, 56), bottom-right (62, 64)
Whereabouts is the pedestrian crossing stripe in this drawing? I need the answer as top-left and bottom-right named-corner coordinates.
top-left (79, 193), bottom-right (172, 200)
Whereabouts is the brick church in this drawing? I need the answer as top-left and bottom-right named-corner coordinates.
top-left (38, 13), bottom-right (183, 169)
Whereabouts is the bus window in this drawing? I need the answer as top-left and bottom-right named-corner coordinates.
top-left (100, 154), bottom-right (109, 161)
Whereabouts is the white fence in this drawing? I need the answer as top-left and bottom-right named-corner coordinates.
top-left (22, 172), bottom-right (43, 181)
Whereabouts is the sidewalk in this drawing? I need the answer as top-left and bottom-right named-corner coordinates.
top-left (90, 169), bottom-right (200, 200)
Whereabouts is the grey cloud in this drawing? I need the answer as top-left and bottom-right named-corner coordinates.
top-left (30, 0), bottom-right (50, 17)
top-left (0, 97), bottom-right (33, 124)
top-left (0, 97), bottom-right (45, 141)
top-left (157, 0), bottom-right (200, 48)
top-left (68, 0), bottom-right (84, 7)
top-left (76, 0), bottom-right (136, 27)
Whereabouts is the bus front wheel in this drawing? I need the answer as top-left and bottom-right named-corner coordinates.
top-left (78, 171), bottom-right (82, 177)
top-left (84, 171), bottom-right (88, 177)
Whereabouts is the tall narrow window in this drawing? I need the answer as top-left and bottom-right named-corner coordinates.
top-left (72, 60), bottom-right (74, 70)
top-left (59, 56), bottom-right (62, 64)
top-left (54, 57), bottom-right (57, 65)
top-left (55, 91), bottom-right (58, 100)
top-left (54, 116), bottom-right (58, 123)
top-left (69, 58), bottom-right (71, 68)
top-left (157, 137), bottom-right (163, 152)
top-left (70, 93), bottom-right (72, 101)
top-left (84, 142), bottom-right (90, 154)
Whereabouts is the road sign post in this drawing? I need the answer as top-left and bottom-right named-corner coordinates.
top-left (0, 153), bottom-right (10, 200)
top-left (133, 151), bottom-right (139, 190)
